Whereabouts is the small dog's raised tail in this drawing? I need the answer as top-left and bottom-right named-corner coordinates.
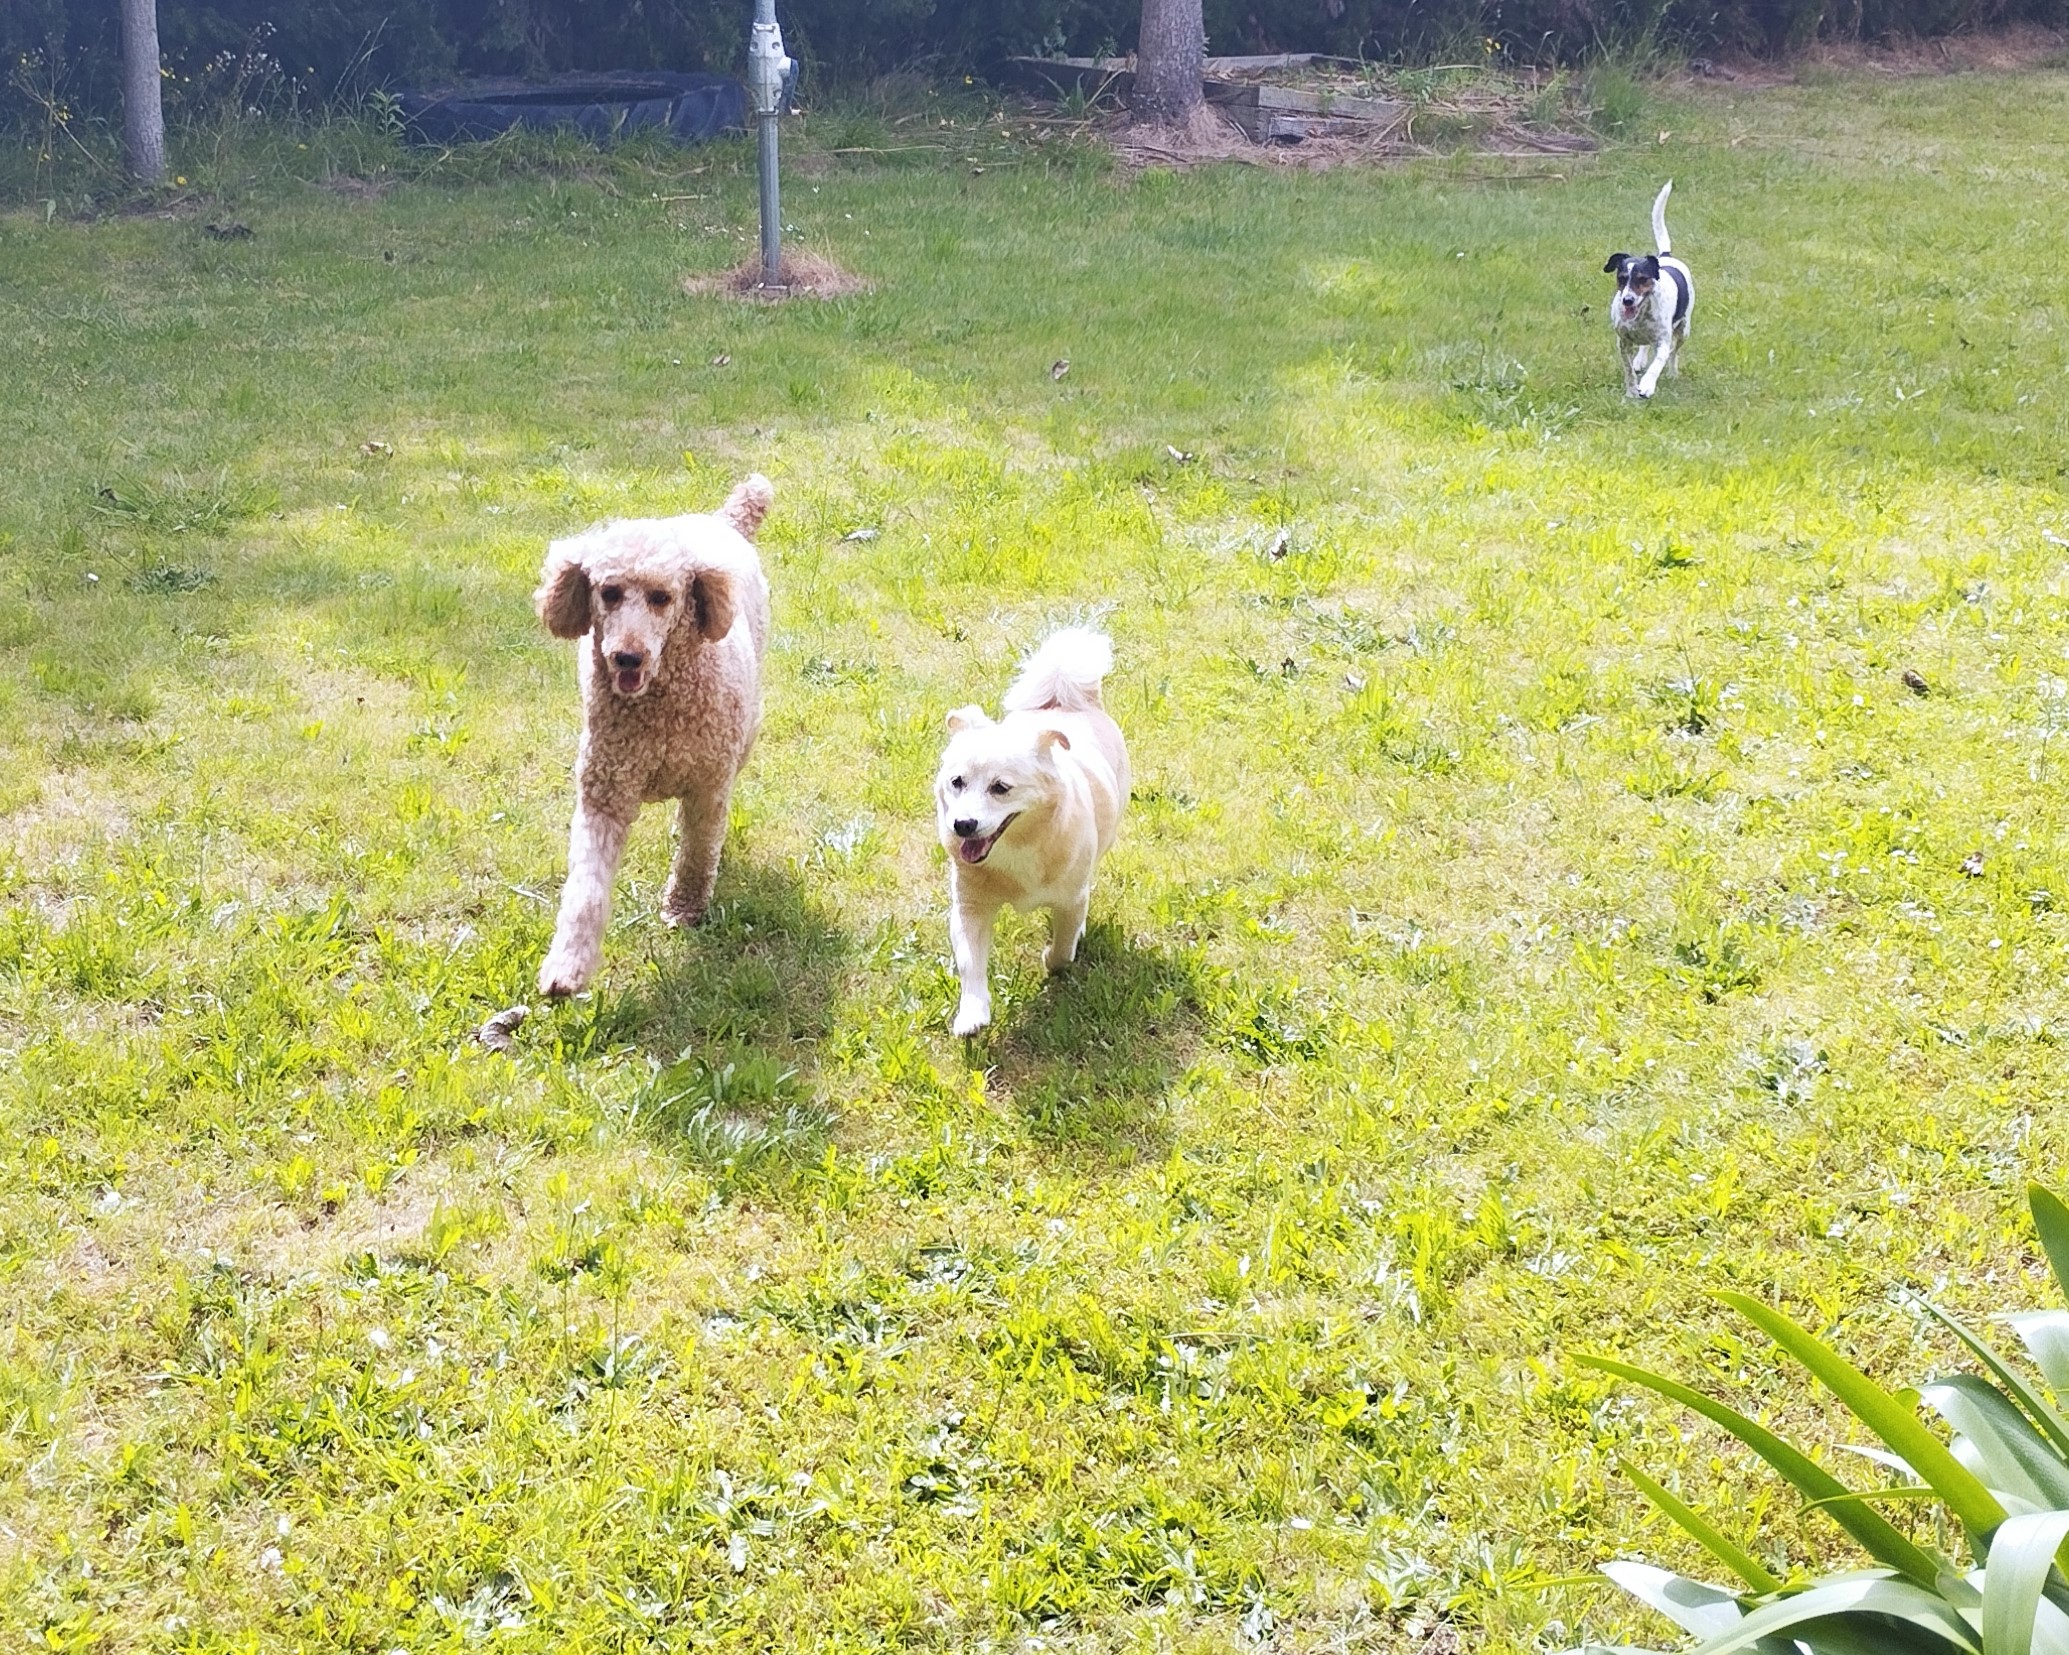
top-left (1003, 626), bottom-right (1113, 714)
top-left (1652, 179), bottom-right (1674, 255)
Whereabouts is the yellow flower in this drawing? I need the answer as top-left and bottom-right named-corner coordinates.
top-left (174, 175), bottom-right (186, 185)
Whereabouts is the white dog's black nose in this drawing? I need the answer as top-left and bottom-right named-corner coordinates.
top-left (952, 817), bottom-right (978, 838)
top-left (612, 651), bottom-right (644, 671)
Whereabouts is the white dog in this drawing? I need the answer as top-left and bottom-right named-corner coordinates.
top-left (532, 477), bottom-right (772, 998)
top-left (1603, 180), bottom-right (1694, 400)
top-left (934, 628), bottom-right (1130, 1037)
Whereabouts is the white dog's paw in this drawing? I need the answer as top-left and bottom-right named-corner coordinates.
top-left (538, 948), bottom-right (596, 998)
top-left (1637, 385), bottom-right (1656, 400)
top-left (1043, 937), bottom-right (1081, 974)
top-left (952, 997), bottom-right (992, 1038)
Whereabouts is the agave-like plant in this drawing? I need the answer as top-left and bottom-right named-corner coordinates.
top-left (1570, 1182), bottom-right (2069, 1655)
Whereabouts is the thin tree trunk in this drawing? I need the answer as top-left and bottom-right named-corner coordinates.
top-left (1133, 0), bottom-right (1205, 126)
top-left (119, 0), bottom-right (166, 185)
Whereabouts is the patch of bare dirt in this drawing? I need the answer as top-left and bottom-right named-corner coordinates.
top-left (683, 249), bottom-right (873, 301)
top-left (318, 173), bottom-right (394, 201)
top-left (1107, 98), bottom-right (1594, 172)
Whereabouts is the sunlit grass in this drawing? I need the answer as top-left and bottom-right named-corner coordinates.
top-left (3, 64), bottom-right (2069, 1652)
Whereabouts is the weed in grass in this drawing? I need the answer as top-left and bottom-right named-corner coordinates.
top-left (1584, 62), bottom-right (1652, 134)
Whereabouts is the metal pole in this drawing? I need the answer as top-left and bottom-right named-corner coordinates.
top-left (757, 104), bottom-right (781, 286)
top-left (747, 0), bottom-right (791, 289)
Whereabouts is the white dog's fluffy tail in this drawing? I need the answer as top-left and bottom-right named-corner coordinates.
top-left (1652, 179), bottom-right (1674, 255)
top-left (1004, 626), bottom-right (1114, 714)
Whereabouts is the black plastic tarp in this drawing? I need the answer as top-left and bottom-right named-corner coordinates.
top-left (396, 72), bottom-right (746, 146)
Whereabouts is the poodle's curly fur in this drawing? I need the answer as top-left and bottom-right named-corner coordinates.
top-left (533, 474), bottom-right (773, 997)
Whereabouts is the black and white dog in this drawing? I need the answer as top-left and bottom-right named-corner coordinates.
top-left (1603, 181), bottom-right (1693, 401)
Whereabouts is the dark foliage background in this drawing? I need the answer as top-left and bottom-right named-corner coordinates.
top-left (3, 0), bottom-right (2062, 125)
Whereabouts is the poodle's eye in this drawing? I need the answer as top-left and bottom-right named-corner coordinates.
top-left (598, 584), bottom-right (624, 606)
top-left (987, 780), bottom-right (1011, 797)
top-left (949, 776), bottom-right (965, 791)
top-left (646, 590), bottom-right (671, 610)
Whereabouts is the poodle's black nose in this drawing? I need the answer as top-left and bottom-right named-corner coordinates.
top-left (953, 818), bottom-right (978, 839)
top-left (611, 651), bottom-right (644, 671)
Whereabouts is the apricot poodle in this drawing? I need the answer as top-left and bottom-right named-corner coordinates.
top-left (533, 474), bottom-right (773, 997)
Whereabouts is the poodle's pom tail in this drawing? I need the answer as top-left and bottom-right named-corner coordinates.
top-left (719, 473), bottom-right (774, 540)
top-left (1003, 626), bottom-right (1114, 714)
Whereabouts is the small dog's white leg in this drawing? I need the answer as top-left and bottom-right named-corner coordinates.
top-left (1044, 893), bottom-right (1090, 973)
top-left (948, 894), bottom-right (997, 1036)
top-left (540, 803), bottom-right (632, 996)
top-left (663, 787), bottom-right (731, 927)
top-left (1638, 337), bottom-right (1672, 399)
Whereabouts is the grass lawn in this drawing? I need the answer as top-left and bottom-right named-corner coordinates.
top-left (4, 60), bottom-right (2069, 1653)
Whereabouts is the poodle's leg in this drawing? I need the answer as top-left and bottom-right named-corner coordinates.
top-left (539, 802), bottom-right (632, 997)
top-left (1044, 889), bottom-right (1090, 974)
top-left (948, 891), bottom-right (997, 1037)
top-left (662, 785), bottom-right (730, 928)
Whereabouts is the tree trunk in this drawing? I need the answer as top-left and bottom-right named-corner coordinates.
top-left (1133, 0), bottom-right (1205, 126)
top-left (119, 0), bottom-right (166, 185)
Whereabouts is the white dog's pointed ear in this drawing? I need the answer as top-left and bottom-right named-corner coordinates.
top-left (1036, 726), bottom-right (1072, 754)
top-left (718, 473), bottom-right (774, 540)
top-left (691, 568), bottom-right (736, 640)
top-left (534, 540), bottom-right (591, 638)
top-left (946, 704), bottom-right (992, 734)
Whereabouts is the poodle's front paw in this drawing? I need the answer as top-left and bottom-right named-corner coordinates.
top-left (538, 945), bottom-right (597, 998)
top-left (661, 876), bottom-right (713, 929)
top-left (952, 995), bottom-right (992, 1038)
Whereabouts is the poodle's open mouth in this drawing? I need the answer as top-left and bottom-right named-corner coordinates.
top-left (956, 813), bottom-right (1019, 865)
top-left (613, 666), bottom-right (650, 696)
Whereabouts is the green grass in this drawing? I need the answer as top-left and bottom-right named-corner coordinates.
top-left (3, 65), bottom-right (2069, 1653)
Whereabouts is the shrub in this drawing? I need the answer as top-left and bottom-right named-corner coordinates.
top-left (6, 0), bottom-right (2069, 130)
top-left (1570, 1182), bottom-right (2069, 1655)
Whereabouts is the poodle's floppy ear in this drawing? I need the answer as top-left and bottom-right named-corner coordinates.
top-left (718, 473), bottom-right (774, 540)
top-left (1035, 726), bottom-right (1073, 755)
top-left (691, 568), bottom-right (736, 641)
top-left (946, 705), bottom-right (992, 734)
top-left (534, 540), bottom-right (592, 639)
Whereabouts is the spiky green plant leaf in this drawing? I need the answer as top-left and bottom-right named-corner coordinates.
top-left (1720, 1293), bottom-right (2009, 1543)
top-left (2009, 1315), bottom-right (2069, 1398)
top-left (1925, 1375), bottom-right (2069, 1514)
top-left (1679, 1572), bottom-right (1981, 1655)
top-left (2029, 1186), bottom-right (2069, 1308)
top-left (1580, 1354), bottom-right (1947, 1587)
top-left (1915, 1298), bottom-right (2069, 1462)
top-left (1620, 1460), bottom-right (1785, 1595)
top-left (1979, 1510), bottom-right (2069, 1655)
top-left (1600, 1563), bottom-right (1752, 1640)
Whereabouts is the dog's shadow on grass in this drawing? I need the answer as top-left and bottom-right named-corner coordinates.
top-left (972, 921), bottom-right (1208, 1162)
top-left (578, 856), bottom-right (849, 1170)
top-left (609, 855), bottom-right (847, 1061)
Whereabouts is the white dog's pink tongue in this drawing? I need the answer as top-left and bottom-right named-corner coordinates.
top-left (957, 837), bottom-right (989, 865)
